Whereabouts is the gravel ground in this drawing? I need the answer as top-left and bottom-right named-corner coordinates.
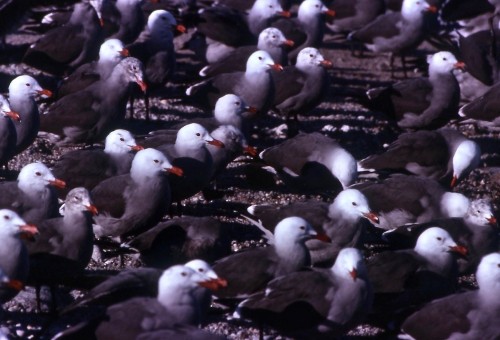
top-left (0, 7), bottom-right (499, 340)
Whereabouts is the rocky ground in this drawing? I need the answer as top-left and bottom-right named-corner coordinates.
top-left (0, 7), bottom-right (499, 340)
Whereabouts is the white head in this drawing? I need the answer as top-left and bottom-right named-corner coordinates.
top-left (17, 162), bottom-right (66, 194)
top-left (451, 140), bottom-right (481, 187)
top-left (298, 0), bottom-right (335, 22)
top-left (157, 265), bottom-right (203, 308)
top-left (176, 123), bottom-right (224, 150)
top-left (104, 129), bottom-right (142, 154)
top-left (414, 227), bottom-right (467, 273)
top-left (130, 148), bottom-right (182, 182)
top-left (332, 247), bottom-right (367, 282)
top-left (440, 192), bottom-right (470, 218)
top-left (427, 51), bottom-right (464, 76)
top-left (0, 209), bottom-right (36, 239)
top-left (401, 0), bottom-right (435, 21)
top-left (250, 0), bottom-right (284, 19)
top-left (465, 199), bottom-right (497, 226)
top-left (246, 50), bottom-right (283, 74)
top-left (258, 27), bottom-right (294, 49)
top-left (213, 94), bottom-right (248, 128)
top-left (99, 39), bottom-right (128, 63)
top-left (476, 253), bottom-right (500, 303)
top-left (185, 259), bottom-right (220, 281)
top-left (329, 189), bottom-right (379, 224)
top-left (273, 216), bottom-right (318, 257)
top-left (147, 10), bottom-right (178, 37)
top-left (296, 47), bottom-right (332, 69)
top-left (9, 75), bottom-right (52, 99)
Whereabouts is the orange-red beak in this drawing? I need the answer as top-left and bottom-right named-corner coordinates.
top-left (277, 11), bottom-right (291, 18)
top-left (315, 233), bottom-right (331, 243)
top-left (320, 60), bottom-right (333, 68)
top-left (363, 212), bottom-right (379, 224)
top-left (136, 80), bottom-right (147, 93)
top-left (19, 224), bottom-right (39, 240)
top-left (119, 48), bottom-right (130, 57)
top-left (449, 245), bottom-right (468, 256)
top-left (349, 268), bottom-right (358, 281)
top-left (244, 146), bottom-right (258, 157)
top-left (282, 39), bottom-right (294, 47)
top-left (207, 139), bottom-right (225, 148)
top-left (86, 205), bottom-right (99, 216)
top-left (4, 111), bottom-right (20, 121)
top-left (453, 61), bottom-right (465, 70)
top-left (167, 166), bottom-right (184, 177)
top-left (130, 144), bottom-right (144, 151)
top-left (426, 5), bottom-right (438, 13)
top-left (324, 9), bottom-right (336, 17)
top-left (269, 63), bottom-right (284, 72)
top-left (49, 178), bottom-right (66, 189)
top-left (450, 175), bottom-right (458, 188)
top-left (176, 24), bottom-right (186, 34)
top-left (487, 216), bottom-right (497, 225)
top-left (37, 89), bottom-right (53, 98)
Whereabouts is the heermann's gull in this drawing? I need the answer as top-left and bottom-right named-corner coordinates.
top-left (348, 0), bottom-right (438, 76)
top-left (110, 0), bottom-right (145, 44)
top-left (271, 47), bottom-right (332, 135)
top-left (155, 123), bottom-right (225, 203)
top-left (359, 128), bottom-right (481, 188)
top-left (54, 265), bottom-right (222, 340)
top-left (326, 0), bottom-right (386, 34)
top-left (352, 175), bottom-right (471, 230)
top-left (197, 0), bottom-right (290, 63)
top-left (186, 50), bottom-right (283, 113)
top-left (62, 259), bottom-right (226, 315)
top-left (51, 129), bottom-right (142, 197)
top-left (383, 198), bottom-right (498, 274)
top-left (8, 75), bottom-right (53, 155)
top-left (271, 0), bottom-right (336, 61)
top-left (92, 148), bottom-right (182, 238)
top-left (199, 27), bottom-right (294, 78)
top-left (458, 80), bottom-right (500, 128)
top-left (212, 216), bottom-right (328, 299)
top-left (0, 162), bottom-right (65, 224)
top-left (366, 227), bottom-right (467, 328)
top-left (23, 2), bottom-right (104, 76)
top-left (365, 51), bottom-right (464, 129)
top-left (57, 38), bottom-right (130, 98)
top-left (25, 187), bottom-right (97, 310)
top-left (127, 216), bottom-right (230, 268)
top-left (127, 10), bottom-right (183, 94)
top-left (305, 188), bottom-right (379, 267)
top-left (401, 252), bottom-right (500, 339)
top-left (0, 209), bottom-right (37, 303)
top-left (259, 132), bottom-right (357, 195)
top-left (237, 248), bottom-right (372, 338)
top-left (0, 95), bottom-right (19, 167)
top-left (40, 57), bottom-right (146, 145)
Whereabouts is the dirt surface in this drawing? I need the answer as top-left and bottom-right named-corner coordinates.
top-left (0, 5), bottom-right (499, 340)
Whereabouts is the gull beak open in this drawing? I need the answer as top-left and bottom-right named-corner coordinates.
top-left (19, 224), bottom-right (39, 240)
top-left (363, 212), bottom-right (379, 224)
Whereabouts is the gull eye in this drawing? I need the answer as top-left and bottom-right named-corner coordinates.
top-left (153, 159), bottom-right (160, 163)
top-left (443, 57), bottom-right (447, 61)
top-left (477, 210), bottom-right (481, 213)
top-left (120, 137), bottom-right (125, 142)
top-left (269, 5), bottom-right (273, 8)
top-left (310, 54), bottom-right (314, 58)
top-left (299, 226), bottom-right (306, 230)
top-left (35, 171), bottom-right (41, 176)
top-left (258, 56), bottom-right (263, 60)
top-left (272, 35), bottom-right (276, 39)
top-left (26, 83), bottom-right (31, 87)
top-left (196, 133), bottom-right (201, 136)
top-left (198, 268), bottom-right (204, 272)
top-left (437, 237), bottom-right (442, 241)
top-left (4, 215), bottom-right (10, 220)
top-left (315, 4), bottom-right (319, 7)
top-left (181, 271), bottom-right (187, 276)
top-left (235, 102), bottom-right (240, 106)
top-left (74, 196), bottom-right (80, 201)
top-left (352, 202), bottom-right (357, 206)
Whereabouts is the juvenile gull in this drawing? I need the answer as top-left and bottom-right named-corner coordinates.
top-left (0, 162), bottom-right (65, 224)
top-left (359, 128), bottom-right (481, 188)
top-left (51, 129), bottom-right (142, 197)
top-left (238, 248), bottom-right (372, 338)
top-left (401, 252), bottom-right (500, 339)
top-left (92, 148), bottom-right (182, 238)
top-left (57, 38), bottom-right (129, 98)
top-left (8, 75), bottom-right (52, 155)
top-left (383, 198), bottom-right (498, 274)
top-left (40, 57), bottom-right (146, 145)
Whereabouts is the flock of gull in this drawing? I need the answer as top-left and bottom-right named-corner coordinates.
top-left (0, 0), bottom-right (499, 338)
